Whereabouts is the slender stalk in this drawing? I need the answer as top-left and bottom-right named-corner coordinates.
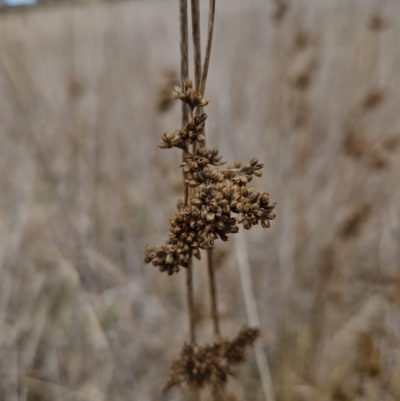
top-left (191, 0), bottom-right (221, 340)
top-left (199, 0), bottom-right (216, 96)
top-left (180, 0), bottom-right (196, 344)
top-left (207, 249), bottom-right (220, 336)
top-left (186, 261), bottom-right (197, 343)
top-left (180, 0), bottom-right (189, 126)
top-left (191, 0), bottom-right (202, 91)
top-left (235, 230), bottom-right (276, 401)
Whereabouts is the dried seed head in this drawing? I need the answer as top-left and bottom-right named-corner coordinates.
top-left (164, 326), bottom-right (260, 391)
top-left (260, 192), bottom-right (270, 204)
top-left (173, 80), bottom-right (209, 110)
top-left (184, 78), bottom-right (193, 90)
top-left (267, 211), bottom-right (276, 219)
top-left (223, 326), bottom-right (260, 364)
top-left (147, 77), bottom-right (276, 274)
top-left (261, 219), bottom-right (270, 228)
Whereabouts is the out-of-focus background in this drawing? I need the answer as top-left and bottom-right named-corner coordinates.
top-left (0, 0), bottom-right (400, 400)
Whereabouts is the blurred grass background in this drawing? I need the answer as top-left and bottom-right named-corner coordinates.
top-left (0, 0), bottom-right (400, 400)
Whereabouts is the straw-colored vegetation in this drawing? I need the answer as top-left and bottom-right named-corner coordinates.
top-left (0, 0), bottom-right (400, 400)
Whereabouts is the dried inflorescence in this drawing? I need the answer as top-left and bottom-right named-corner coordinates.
top-left (171, 78), bottom-right (209, 109)
top-left (160, 113), bottom-right (207, 149)
top-left (164, 326), bottom-right (260, 391)
top-left (145, 79), bottom-right (276, 275)
top-left (222, 326), bottom-right (260, 364)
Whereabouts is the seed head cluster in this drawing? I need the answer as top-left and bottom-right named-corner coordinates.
top-left (171, 78), bottom-right (209, 108)
top-left (164, 326), bottom-right (260, 390)
top-left (160, 113), bottom-right (207, 149)
top-left (144, 79), bottom-right (276, 274)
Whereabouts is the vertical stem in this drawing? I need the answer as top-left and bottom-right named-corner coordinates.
top-left (190, 0), bottom-right (220, 339)
top-left (186, 261), bottom-right (196, 343)
top-left (180, 0), bottom-right (196, 345)
top-left (180, 0), bottom-right (189, 171)
top-left (235, 231), bottom-right (276, 401)
top-left (207, 249), bottom-right (220, 336)
top-left (199, 0), bottom-right (216, 96)
top-left (180, 0), bottom-right (189, 125)
top-left (191, 0), bottom-right (202, 91)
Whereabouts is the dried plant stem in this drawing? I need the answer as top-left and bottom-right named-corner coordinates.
top-left (199, 0), bottom-right (216, 96)
top-left (191, 0), bottom-right (202, 91)
top-left (207, 249), bottom-right (220, 336)
top-left (180, 0), bottom-right (197, 345)
top-left (180, 0), bottom-right (190, 125)
top-left (192, 0), bottom-right (222, 340)
top-left (186, 261), bottom-right (197, 343)
top-left (150, 2), bottom-right (275, 396)
top-left (235, 230), bottom-right (276, 401)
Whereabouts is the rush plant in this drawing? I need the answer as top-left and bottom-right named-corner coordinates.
top-left (144, 0), bottom-right (276, 396)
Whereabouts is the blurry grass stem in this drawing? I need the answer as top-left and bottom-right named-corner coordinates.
top-left (235, 230), bottom-right (276, 401)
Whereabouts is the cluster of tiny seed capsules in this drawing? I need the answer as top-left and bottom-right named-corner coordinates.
top-left (160, 113), bottom-right (207, 149)
top-left (164, 326), bottom-right (260, 390)
top-left (144, 79), bottom-right (276, 275)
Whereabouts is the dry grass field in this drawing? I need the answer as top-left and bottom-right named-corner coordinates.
top-left (0, 0), bottom-right (400, 400)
